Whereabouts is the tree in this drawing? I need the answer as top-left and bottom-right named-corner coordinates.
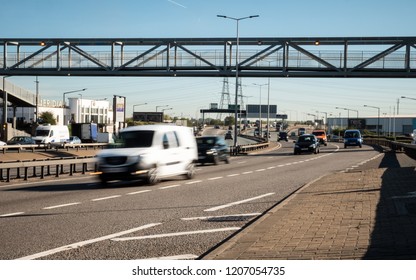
top-left (39, 111), bottom-right (57, 125)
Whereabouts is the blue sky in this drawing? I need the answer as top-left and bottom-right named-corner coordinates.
top-left (2, 0), bottom-right (416, 120)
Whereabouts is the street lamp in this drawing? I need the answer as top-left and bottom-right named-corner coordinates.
top-left (162, 107), bottom-right (173, 112)
top-left (253, 83), bottom-right (267, 135)
top-left (133, 103), bottom-right (147, 113)
top-left (364, 105), bottom-right (380, 138)
top-left (401, 96), bottom-right (416, 101)
top-left (78, 93), bottom-right (83, 123)
top-left (62, 88), bottom-right (87, 108)
top-left (217, 14), bottom-right (259, 148)
top-left (156, 105), bottom-right (169, 112)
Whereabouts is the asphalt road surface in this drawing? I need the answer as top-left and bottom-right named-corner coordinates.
top-left (0, 141), bottom-right (381, 260)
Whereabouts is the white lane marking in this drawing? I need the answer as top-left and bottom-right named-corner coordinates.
top-left (204, 193), bottom-right (275, 212)
top-left (242, 171), bottom-right (253, 175)
top-left (181, 213), bottom-right (262, 221)
top-left (91, 195), bottom-right (121, 202)
top-left (267, 166), bottom-right (276, 170)
top-left (127, 190), bottom-right (152, 195)
top-left (185, 180), bottom-right (202, 185)
top-left (112, 227), bottom-right (241, 241)
top-left (0, 212), bottom-right (25, 217)
top-left (255, 169), bottom-right (266, 172)
top-left (159, 184), bottom-right (180, 190)
top-left (42, 202), bottom-right (81, 210)
top-left (227, 174), bottom-right (239, 177)
top-left (208, 176), bottom-right (223, 181)
top-left (236, 161), bottom-right (247, 164)
top-left (142, 254), bottom-right (198, 260)
top-left (17, 223), bottom-right (161, 260)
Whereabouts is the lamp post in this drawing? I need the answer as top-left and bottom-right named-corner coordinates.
top-left (62, 88), bottom-right (87, 108)
top-left (253, 83), bottom-right (267, 136)
top-left (133, 103), bottom-right (147, 114)
top-left (156, 105), bottom-right (169, 112)
top-left (364, 105), bottom-right (380, 138)
top-left (2, 75), bottom-right (11, 141)
top-left (335, 107), bottom-right (358, 128)
top-left (78, 93), bottom-right (83, 123)
top-left (217, 14), bottom-right (259, 148)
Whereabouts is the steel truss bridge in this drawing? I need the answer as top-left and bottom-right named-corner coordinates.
top-left (2, 37), bottom-right (416, 78)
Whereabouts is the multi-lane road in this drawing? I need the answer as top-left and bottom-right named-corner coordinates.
top-left (0, 140), bottom-right (381, 260)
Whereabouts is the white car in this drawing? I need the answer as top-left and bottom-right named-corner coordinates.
top-left (95, 125), bottom-right (198, 185)
top-left (0, 140), bottom-right (6, 146)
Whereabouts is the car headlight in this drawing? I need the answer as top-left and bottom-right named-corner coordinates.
top-left (206, 149), bottom-right (215, 155)
top-left (309, 144), bottom-right (316, 148)
top-left (294, 144), bottom-right (300, 148)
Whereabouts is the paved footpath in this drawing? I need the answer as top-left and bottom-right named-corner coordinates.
top-left (202, 151), bottom-right (416, 260)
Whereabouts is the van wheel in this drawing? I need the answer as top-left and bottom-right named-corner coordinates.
top-left (185, 163), bottom-right (195, 179)
top-left (146, 168), bottom-right (159, 185)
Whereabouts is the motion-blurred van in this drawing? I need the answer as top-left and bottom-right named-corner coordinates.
top-left (95, 125), bottom-right (198, 185)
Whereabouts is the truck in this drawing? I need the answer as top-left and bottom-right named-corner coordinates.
top-left (71, 123), bottom-right (98, 143)
top-left (32, 124), bottom-right (70, 145)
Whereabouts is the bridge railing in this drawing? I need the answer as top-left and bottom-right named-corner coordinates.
top-left (364, 138), bottom-right (416, 160)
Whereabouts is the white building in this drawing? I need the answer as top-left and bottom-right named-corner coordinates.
top-left (327, 114), bottom-right (416, 136)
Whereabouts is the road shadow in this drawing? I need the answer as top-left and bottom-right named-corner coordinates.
top-left (363, 152), bottom-right (416, 259)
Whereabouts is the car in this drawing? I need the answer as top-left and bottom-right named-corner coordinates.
top-left (197, 135), bottom-right (230, 165)
top-left (263, 131), bottom-right (271, 138)
top-left (225, 130), bottom-right (233, 140)
top-left (67, 136), bottom-right (81, 144)
top-left (294, 134), bottom-right (320, 155)
top-left (298, 127), bottom-right (306, 136)
top-left (6, 136), bottom-right (35, 145)
top-left (95, 125), bottom-right (198, 185)
top-left (278, 131), bottom-right (289, 142)
top-left (312, 130), bottom-right (328, 146)
top-left (0, 140), bottom-right (6, 146)
top-left (344, 129), bottom-right (363, 148)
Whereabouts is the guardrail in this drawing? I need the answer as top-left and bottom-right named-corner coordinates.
top-left (0, 156), bottom-right (97, 182)
top-left (230, 134), bottom-right (269, 155)
top-left (0, 143), bottom-right (108, 153)
top-left (364, 138), bottom-right (416, 160)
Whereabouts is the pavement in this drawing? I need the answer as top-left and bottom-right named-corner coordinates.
top-left (202, 149), bottom-right (416, 260)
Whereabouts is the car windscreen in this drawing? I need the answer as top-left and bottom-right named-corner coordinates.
top-left (196, 137), bottom-right (216, 146)
top-left (298, 136), bottom-right (314, 142)
top-left (35, 130), bottom-right (50, 136)
top-left (119, 130), bottom-right (154, 148)
top-left (345, 131), bottom-right (360, 138)
top-left (312, 131), bottom-right (324, 136)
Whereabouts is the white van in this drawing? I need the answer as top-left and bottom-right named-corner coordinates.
top-left (95, 125), bottom-right (198, 185)
top-left (32, 124), bottom-right (70, 145)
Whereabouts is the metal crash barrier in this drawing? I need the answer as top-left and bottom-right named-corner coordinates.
top-left (0, 157), bottom-right (97, 182)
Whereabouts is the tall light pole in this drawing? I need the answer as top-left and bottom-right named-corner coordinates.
top-left (62, 88), bottom-right (86, 125)
top-left (1, 75), bottom-right (11, 141)
top-left (253, 83), bottom-right (267, 136)
top-left (335, 107), bottom-right (358, 128)
top-left (78, 93), bottom-right (83, 123)
top-left (62, 88), bottom-right (87, 108)
top-left (156, 105), bottom-right (169, 112)
top-left (133, 103), bottom-right (147, 112)
top-left (364, 105), bottom-right (380, 138)
top-left (217, 14), bottom-right (259, 147)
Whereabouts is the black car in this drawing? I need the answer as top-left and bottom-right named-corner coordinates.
top-left (196, 136), bottom-right (230, 165)
top-left (278, 131), bottom-right (289, 142)
top-left (294, 134), bottom-right (320, 155)
top-left (6, 136), bottom-right (35, 145)
top-left (225, 130), bottom-right (233, 140)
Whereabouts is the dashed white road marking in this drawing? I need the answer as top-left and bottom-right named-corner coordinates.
top-left (42, 202), bottom-right (81, 210)
top-left (0, 212), bottom-right (25, 217)
top-left (159, 184), bottom-right (180, 190)
top-left (181, 213), bottom-right (262, 221)
top-left (204, 192), bottom-right (275, 212)
top-left (236, 161), bottom-right (247, 164)
top-left (91, 195), bottom-right (121, 202)
top-left (111, 227), bottom-right (241, 241)
top-left (185, 180), bottom-right (202, 185)
top-left (242, 171), bottom-right (253, 175)
top-left (227, 174), bottom-right (239, 177)
top-left (141, 254), bottom-right (198, 260)
top-left (17, 223), bottom-right (161, 260)
top-left (127, 190), bottom-right (152, 195)
top-left (208, 176), bottom-right (223, 180)
top-left (255, 168), bottom-right (266, 172)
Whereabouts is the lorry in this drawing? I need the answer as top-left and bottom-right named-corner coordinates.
top-left (71, 123), bottom-right (98, 143)
top-left (32, 124), bottom-right (70, 146)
